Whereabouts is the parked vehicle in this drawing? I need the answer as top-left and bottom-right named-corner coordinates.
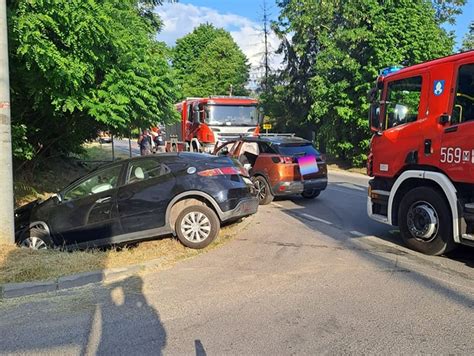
top-left (367, 50), bottom-right (474, 255)
top-left (166, 96), bottom-right (261, 153)
top-left (213, 135), bottom-right (328, 205)
top-left (98, 131), bottom-right (112, 144)
top-left (15, 153), bottom-right (258, 250)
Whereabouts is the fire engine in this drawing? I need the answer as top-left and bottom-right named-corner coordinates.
top-left (166, 96), bottom-right (260, 153)
top-left (367, 50), bottom-right (474, 255)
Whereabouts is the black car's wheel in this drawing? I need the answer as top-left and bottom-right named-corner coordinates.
top-left (301, 189), bottom-right (321, 199)
top-left (175, 205), bottom-right (220, 249)
top-left (398, 187), bottom-right (455, 255)
top-left (19, 227), bottom-right (53, 250)
top-left (252, 176), bottom-right (274, 205)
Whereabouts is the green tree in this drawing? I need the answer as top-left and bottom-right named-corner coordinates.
top-left (267, 0), bottom-right (456, 165)
top-left (8, 0), bottom-right (178, 160)
top-left (173, 24), bottom-right (250, 97)
top-left (462, 22), bottom-right (474, 51)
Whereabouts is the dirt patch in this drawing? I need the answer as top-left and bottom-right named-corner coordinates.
top-left (0, 217), bottom-right (252, 284)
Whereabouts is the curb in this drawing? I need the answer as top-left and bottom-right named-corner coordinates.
top-left (0, 257), bottom-right (165, 300)
top-left (328, 168), bottom-right (369, 179)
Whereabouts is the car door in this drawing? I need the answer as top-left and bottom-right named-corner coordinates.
top-left (48, 164), bottom-right (124, 247)
top-left (440, 61), bottom-right (474, 184)
top-left (117, 158), bottom-right (176, 234)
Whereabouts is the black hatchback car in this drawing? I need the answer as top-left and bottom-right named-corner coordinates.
top-left (15, 153), bottom-right (258, 250)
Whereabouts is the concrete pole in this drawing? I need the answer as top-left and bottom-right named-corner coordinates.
top-left (0, 0), bottom-right (15, 244)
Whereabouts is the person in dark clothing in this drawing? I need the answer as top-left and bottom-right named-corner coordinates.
top-left (138, 129), bottom-right (152, 156)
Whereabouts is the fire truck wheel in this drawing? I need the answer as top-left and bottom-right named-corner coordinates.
top-left (398, 187), bottom-right (455, 256)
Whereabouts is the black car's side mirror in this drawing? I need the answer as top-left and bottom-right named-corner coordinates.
top-left (51, 193), bottom-right (62, 204)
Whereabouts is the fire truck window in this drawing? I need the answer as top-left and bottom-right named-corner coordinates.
top-left (385, 76), bottom-right (422, 129)
top-left (452, 64), bottom-right (474, 125)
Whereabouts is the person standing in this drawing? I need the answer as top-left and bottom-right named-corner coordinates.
top-left (138, 129), bottom-right (152, 156)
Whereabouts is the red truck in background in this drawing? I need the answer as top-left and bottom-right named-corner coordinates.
top-left (165, 96), bottom-right (260, 153)
top-left (367, 50), bottom-right (474, 255)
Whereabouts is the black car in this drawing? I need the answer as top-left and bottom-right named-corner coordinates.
top-left (15, 153), bottom-right (258, 250)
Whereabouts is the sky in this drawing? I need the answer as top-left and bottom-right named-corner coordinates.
top-left (156, 0), bottom-right (474, 79)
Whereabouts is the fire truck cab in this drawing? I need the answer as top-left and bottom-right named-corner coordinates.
top-left (367, 50), bottom-right (474, 255)
top-left (168, 96), bottom-right (260, 153)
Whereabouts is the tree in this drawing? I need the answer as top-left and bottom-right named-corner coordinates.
top-left (7, 0), bottom-right (178, 161)
top-left (173, 24), bottom-right (250, 97)
top-left (462, 22), bottom-right (474, 51)
top-left (267, 0), bottom-right (455, 165)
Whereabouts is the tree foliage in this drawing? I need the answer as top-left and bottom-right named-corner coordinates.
top-left (8, 0), bottom-right (178, 161)
top-left (172, 24), bottom-right (250, 98)
top-left (462, 22), bottom-right (474, 51)
top-left (265, 0), bottom-right (457, 165)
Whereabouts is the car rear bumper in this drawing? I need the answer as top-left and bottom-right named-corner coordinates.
top-left (273, 177), bottom-right (328, 196)
top-left (303, 177), bottom-right (328, 191)
top-left (220, 196), bottom-right (259, 222)
top-left (272, 181), bottom-right (305, 195)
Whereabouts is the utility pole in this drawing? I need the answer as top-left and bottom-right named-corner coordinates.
top-left (262, 0), bottom-right (270, 91)
top-left (0, 0), bottom-right (15, 244)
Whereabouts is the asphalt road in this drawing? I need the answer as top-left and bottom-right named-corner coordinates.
top-left (1, 171), bottom-right (473, 355)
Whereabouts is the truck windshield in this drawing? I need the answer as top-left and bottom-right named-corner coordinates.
top-left (206, 105), bottom-right (258, 126)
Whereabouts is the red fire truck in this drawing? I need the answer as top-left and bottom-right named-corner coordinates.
top-left (166, 96), bottom-right (260, 153)
top-left (367, 50), bottom-right (474, 255)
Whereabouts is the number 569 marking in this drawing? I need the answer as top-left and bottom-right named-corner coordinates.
top-left (440, 147), bottom-right (462, 163)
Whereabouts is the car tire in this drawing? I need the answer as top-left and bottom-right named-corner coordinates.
top-left (19, 227), bottom-right (53, 250)
top-left (301, 189), bottom-right (321, 199)
top-left (252, 176), bottom-right (274, 205)
top-left (398, 187), bottom-right (455, 256)
top-left (175, 205), bottom-right (220, 249)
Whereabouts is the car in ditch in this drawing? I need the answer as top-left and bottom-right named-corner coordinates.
top-left (213, 135), bottom-right (328, 205)
top-left (14, 153), bottom-right (258, 250)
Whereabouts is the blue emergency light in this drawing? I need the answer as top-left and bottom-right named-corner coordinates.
top-left (379, 66), bottom-right (403, 76)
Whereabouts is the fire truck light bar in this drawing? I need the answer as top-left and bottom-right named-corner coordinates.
top-left (379, 66), bottom-right (404, 76)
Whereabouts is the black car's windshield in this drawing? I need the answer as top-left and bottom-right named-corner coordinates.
top-left (277, 144), bottom-right (320, 157)
top-left (206, 105), bottom-right (258, 126)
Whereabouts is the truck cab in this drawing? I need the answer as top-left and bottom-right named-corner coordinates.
top-left (367, 50), bottom-right (474, 255)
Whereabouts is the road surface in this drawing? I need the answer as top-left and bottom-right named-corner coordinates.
top-left (1, 171), bottom-right (473, 355)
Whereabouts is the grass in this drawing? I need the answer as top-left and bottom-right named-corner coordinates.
top-left (0, 219), bottom-right (250, 284)
top-left (325, 157), bottom-right (367, 175)
top-left (14, 142), bottom-right (130, 207)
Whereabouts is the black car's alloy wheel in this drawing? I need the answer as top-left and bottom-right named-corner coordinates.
top-left (175, 205), bottom-right (220, 249)
top-left (19, 227), bottom-right (52, 250)
top-left (252, 176), bottom-right (274, 205)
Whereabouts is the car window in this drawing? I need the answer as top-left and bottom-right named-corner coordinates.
top-left (216, 141), bottom-right (239, 156)
top-left (385, 76), bottom-right (422, 129)
top-left (258, 142), bottom-right (277, 154)
top-left (127, 159), bottom-right (171, 184)
top-left (277, 144), bottom-right (320, 157)
top-left (240, 142), bottom-right (259, 155)
top-left (63, 165), bottom-right (122, 201)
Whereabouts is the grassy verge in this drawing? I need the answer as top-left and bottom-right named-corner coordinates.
top-left (14, 142), bottom-right (129, 207)
top-left (0, 218), bottom-right (251, 284)
top-left (325, 157), bottom-right (366, 175)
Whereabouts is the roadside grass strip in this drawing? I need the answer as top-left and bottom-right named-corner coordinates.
top-left (0, 218), bottom-right (252, 285)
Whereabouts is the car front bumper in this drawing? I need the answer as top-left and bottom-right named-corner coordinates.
top-left (220, 196), bottom-right (259, 222)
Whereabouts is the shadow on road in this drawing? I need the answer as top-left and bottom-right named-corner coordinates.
top-left (277, 205), bottom-right (474, 310)
top-left (0, 249), bottom-right (167, 355)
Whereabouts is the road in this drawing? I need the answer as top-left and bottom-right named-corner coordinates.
top-left (1, 171), bottom-right (473, 354)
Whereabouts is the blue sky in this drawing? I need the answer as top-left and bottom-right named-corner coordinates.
top-left (156, 0), bottom-right (473, 77)
top-left (169, 0), bottom-right (473, 44)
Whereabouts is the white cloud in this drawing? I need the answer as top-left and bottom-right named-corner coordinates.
top-left (155, 3), bottom-right (283, 84)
